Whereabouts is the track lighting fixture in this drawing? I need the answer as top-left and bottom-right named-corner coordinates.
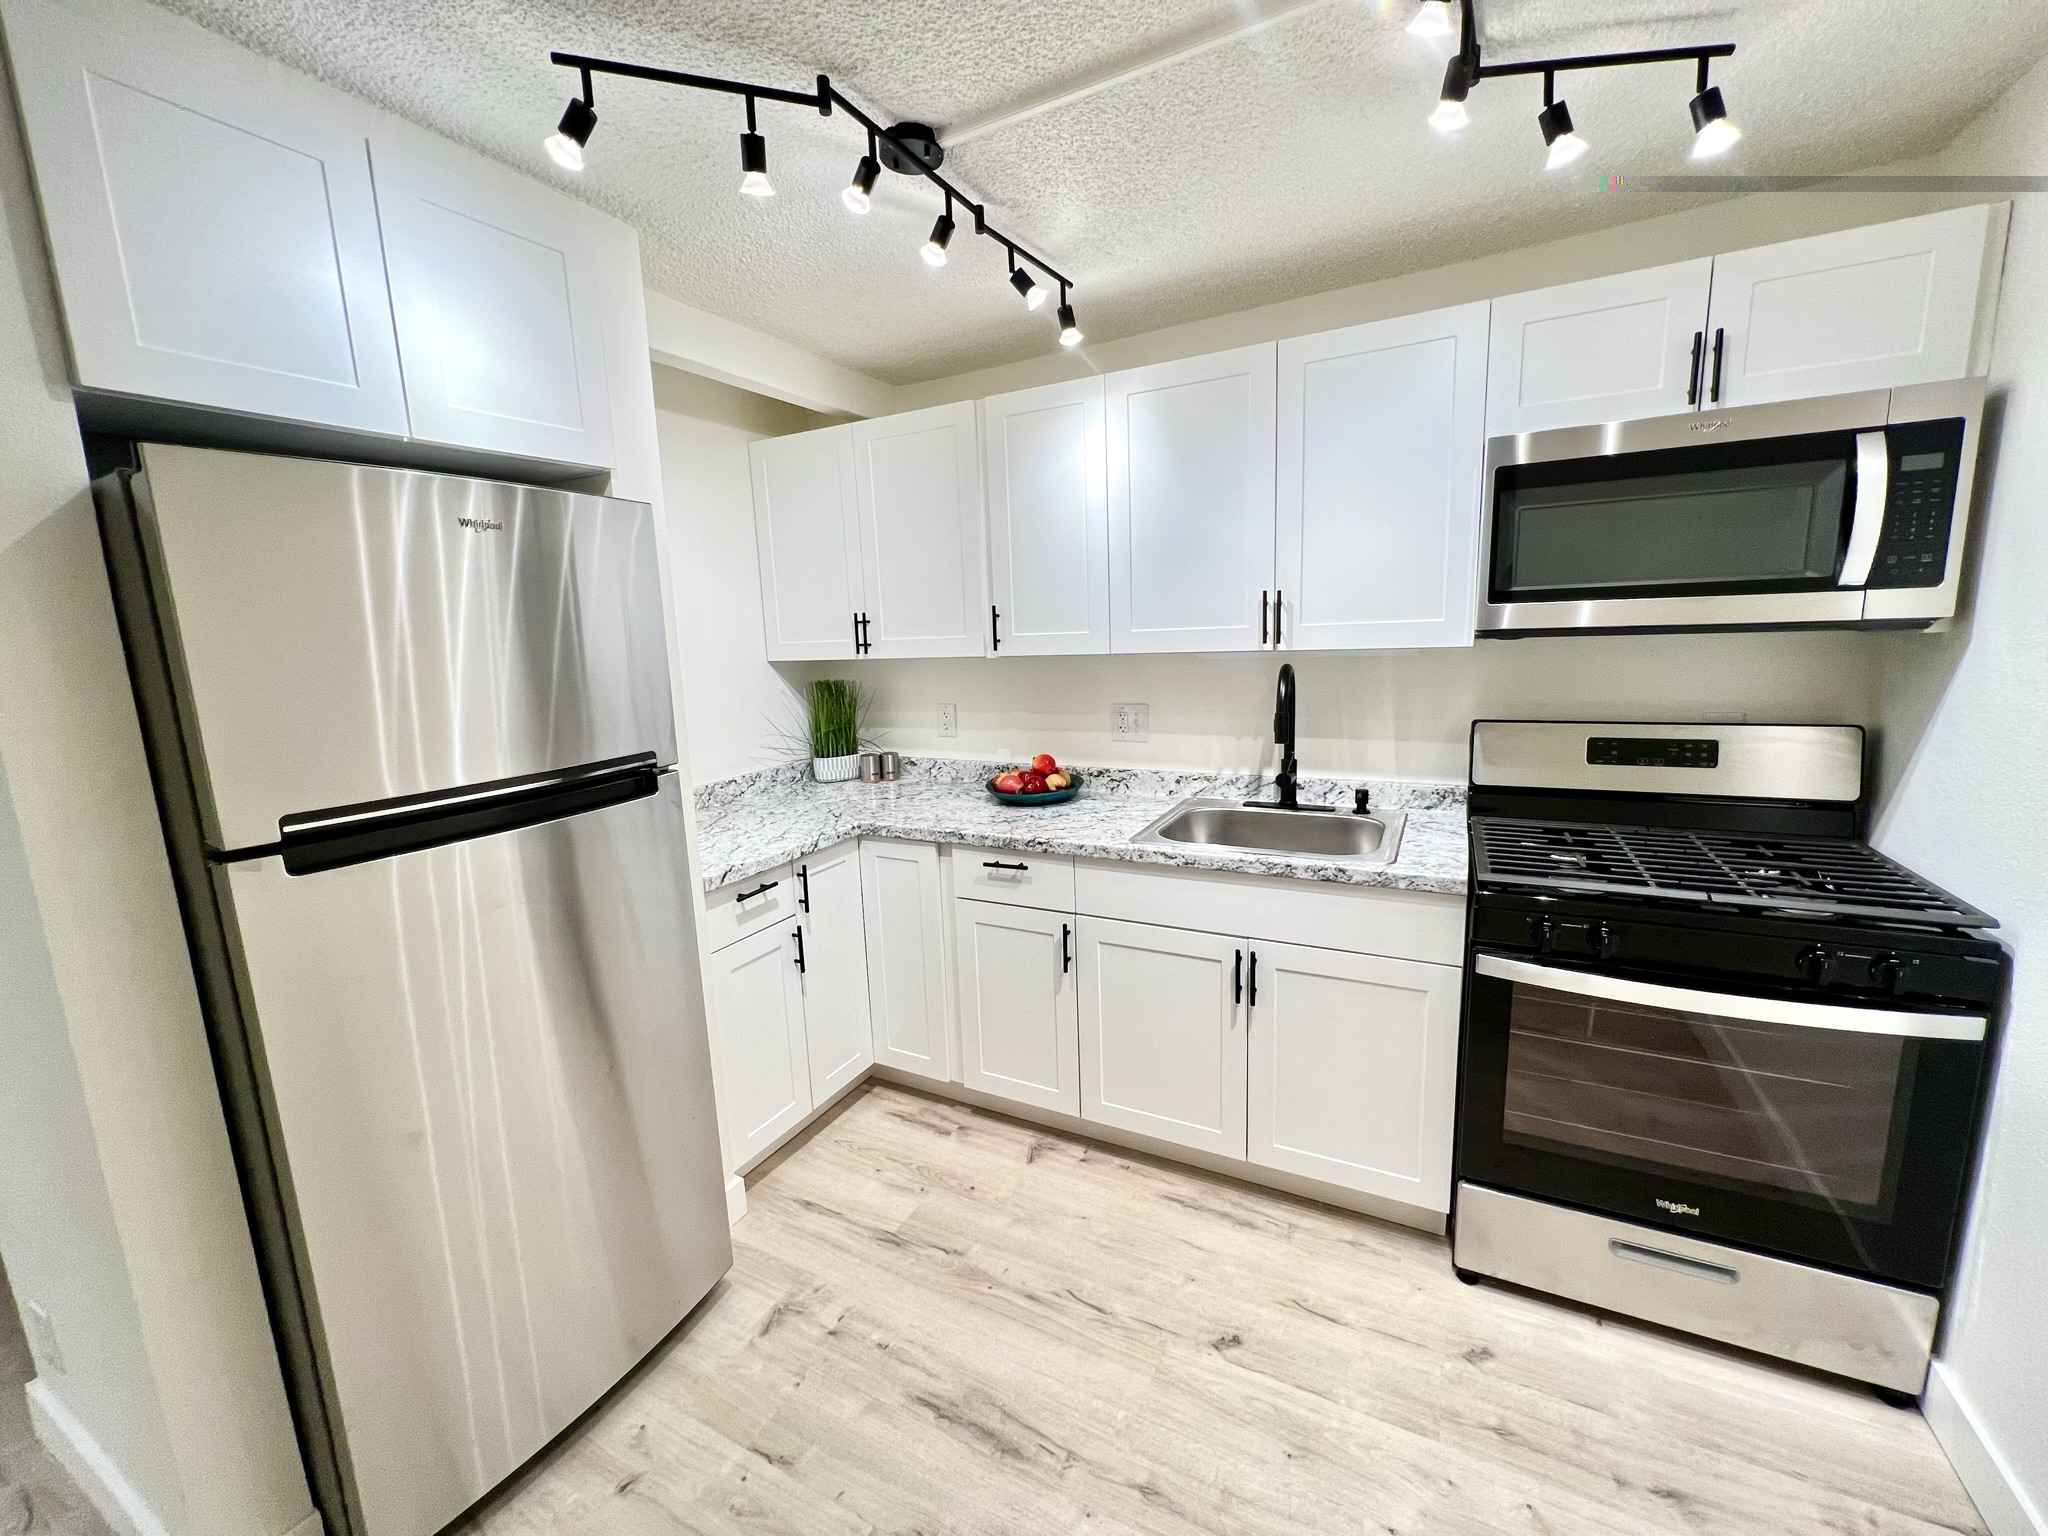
top-left (1689, 79), bottom-right (1740, 158)
top-left (1407, 1), bottom-right (1454, 38)
top-left (1431, 56), bottom-right (1472, 132)
top-left (546, 49), bottom-right (1078, 348)
top-left (922, 201), bottom-right (955, 267)
top-left (1422, 1), bottom-right (1735, 173)
top-left (544, 72), bottom-right (596, 171)
top-left (843, 134), bottom-right (881, 213)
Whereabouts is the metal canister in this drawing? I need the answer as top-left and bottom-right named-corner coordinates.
top-left (878, 751), bottom-right (901, 781)
top-left (859, 752), bottom-right (884, 783)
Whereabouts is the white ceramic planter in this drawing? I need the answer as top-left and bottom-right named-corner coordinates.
top-left (812, 753), bottom-right (862, 783)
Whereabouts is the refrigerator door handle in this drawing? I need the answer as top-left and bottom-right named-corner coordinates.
top-left (253, 753), bottom-right (665, 877)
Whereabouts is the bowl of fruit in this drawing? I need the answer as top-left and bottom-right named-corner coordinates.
top-left (987, 754), bottom-right (1080, 805)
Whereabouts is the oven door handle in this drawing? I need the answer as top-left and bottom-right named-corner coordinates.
top-left (1838, 429), bottom-right (1889, 588)
top-left (1473, 953), bottom-right (1985, 1041)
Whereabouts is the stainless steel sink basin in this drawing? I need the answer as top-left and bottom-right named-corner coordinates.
top-left (1134, 798), bottom-right (1406, 866)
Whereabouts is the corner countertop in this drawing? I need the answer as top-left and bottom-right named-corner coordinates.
top-left (692, 758), bottom-right (1468, 897)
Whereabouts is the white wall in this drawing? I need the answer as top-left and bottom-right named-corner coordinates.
top-left (1870, 53), bottom-right (2048, 1536)
top-left (654, 365), bottom-right (827, 784)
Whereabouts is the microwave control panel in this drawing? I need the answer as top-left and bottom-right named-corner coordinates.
top-left (1868, 418), bottom-right (1966, 589)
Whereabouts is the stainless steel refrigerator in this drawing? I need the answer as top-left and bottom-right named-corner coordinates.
top-left (93, 444), bottom-right (733, 1536)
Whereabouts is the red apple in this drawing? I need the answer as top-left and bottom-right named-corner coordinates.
top-left (993, 771), bottom-right (1025, 794)
top-left (1018, 771), bottom-right (1049, 795)
top-left (1031, 753), bottom-right (1058, 776)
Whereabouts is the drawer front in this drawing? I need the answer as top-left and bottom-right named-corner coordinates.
top-left (704, 863), bottom-right (797, 950)
top-left (951, 846), bottom-right (1076, 911)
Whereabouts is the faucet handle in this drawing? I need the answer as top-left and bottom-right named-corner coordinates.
top-left (1353, 786), bottom-right (1371, 814)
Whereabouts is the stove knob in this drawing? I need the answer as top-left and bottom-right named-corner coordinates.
top-left (1797, 945), bottom-right (1836, 984)
top-left (1869, 952), bottom-right (1902, 993)
top-left (1588, 922), bottom-right (1617, 959)
top-left (1529, 917), bottom-right (1556, 954)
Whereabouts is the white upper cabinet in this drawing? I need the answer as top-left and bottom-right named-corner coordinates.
top-left (4, 0), bottom-right (406, 434)
top-left (750, 424), bottom-right (863, 661)
top-left (1107, 344), bottom-right (1278, 653)
top-left (981, 378), bottom-right (1109, 656)
top-left (1276, 303), bottom-right (1489, 652)
top-left (1486, 259), bottom-right (1715, 436)
top-left (852, 402), bottom-right (988, 658)
top-left (1703, 205), bottom-right (1999, 409)
top-left (371, 146), bottom-right (614, 467)
top-left (1245, 942), bottom-right (1461, 1212)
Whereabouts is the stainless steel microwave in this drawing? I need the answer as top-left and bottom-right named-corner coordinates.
top-left (1477, 378), bottom-right (1985, 635)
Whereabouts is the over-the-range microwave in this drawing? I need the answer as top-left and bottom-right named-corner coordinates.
top-left (1478, 378), bottom-right (1985, 636)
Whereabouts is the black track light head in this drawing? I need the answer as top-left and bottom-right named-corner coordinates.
top-left (545, 94), bottom-right (596, 171)
top-left (1537, 98), bottom-right (1587, 170)
top-left (1010, 264), bottom-right (1048, 310)
top-left (922, 211), bottom-right (955, 267)
top-left (739, 130), bottom-right (773, 197)
top-left (1057, 301), bottom-right (1082, 348)
top-left (1432, 55), bottom-right (1472, 132)
top-left (1689, 84), bottom-right (1740, 158)
top-left (842, 152), bottom-right (881, 214)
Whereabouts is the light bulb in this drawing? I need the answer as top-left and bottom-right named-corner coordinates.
top-left (922, 212), bottom-right (954, 267)
top-left (1407, 1), bottom-right (1453, 38)
top-left (1689, 87), bottom-right (1741, 159)
top-left (1429, 99), bottom-right (1470, 133)
top-left (544, 133), bottom-right (584, 172)
top-left (843, 153), bottom-right (880, 214)
top-left (545, 96), bottom-right (595, 172)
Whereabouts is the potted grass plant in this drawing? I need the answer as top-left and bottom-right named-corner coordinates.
top-left (803, 678), bottom-right (868, 782)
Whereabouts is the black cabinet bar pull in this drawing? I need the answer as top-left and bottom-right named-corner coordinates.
top-left (797, 864), bottom-right (810, 912)
top-left (1260, 591), bottom-right (1269, 645)
top-left (1274, 590), bottom-right (1284, 647)
top-left (1247, 950), bottom-right (1258, 1008)
top-left (852, 612), bottom-right (862, 653)
top-left (792, 925), bottom-right (806, 974)
top-left (991, 604), bottom-right (1001, 652)
top-left (736, 880), bottom-right (778, 902)
top-left (1234, 948), bottom-right (1243, 1005)
top-left (1061, 923), bottom-right (1072, 974)
top-left (1686, 330), bottom-right (1704, 406)
top-left (1709, 327), bottom-right (1726, 403)
top-left (983, 859), bottom-right (1029, 871)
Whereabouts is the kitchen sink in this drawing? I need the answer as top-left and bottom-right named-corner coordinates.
top-left (1133, 798), bottom-right (1406, 865)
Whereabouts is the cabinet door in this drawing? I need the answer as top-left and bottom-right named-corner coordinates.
top-left (1277, 303), bottom-right (1488, 652)
top-left (859, 840), bottom-right (954, 1082)
top-left (1486, 259), bottom-right (1714, 435)
top-left (750, 425), bottom-right (863, 660)
top-left (982, 378), bottom-right (1109, 656)
top-left (1705, 206), bottom-right (1997, 409)
top-left (955, 900), bottom-right (1078, 1114)
top-left (1246, 942), bottom-right (1462, 1212)
top-left (1077, 917), bottom-right (1246, 1158)
top-left (853, 402), bottom-right (988, 658)
top-left (706, 925), bottom-right (812, 1169)
top-left (371, 145), bottom-right (614, 467)
top-left (3, 0), bottom-right (406, 433)
top-left (1107, 345), bottom-right (1277, 653)
top-left (795, 842), bottom-right (872, 1103)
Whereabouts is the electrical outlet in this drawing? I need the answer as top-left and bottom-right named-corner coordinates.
top-left (24, 1300), bottom-right (63, 1375)
top-left (938, 703), bottom-right (958, 738)
top-left (1113, 703), bottom-right (1150, 742)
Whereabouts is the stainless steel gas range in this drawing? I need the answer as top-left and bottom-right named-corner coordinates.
top-left (1451, 721), bottom-right (2006, 1400)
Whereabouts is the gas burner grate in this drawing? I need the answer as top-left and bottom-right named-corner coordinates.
top-left (1472, 817), bottom-right (1994, 926)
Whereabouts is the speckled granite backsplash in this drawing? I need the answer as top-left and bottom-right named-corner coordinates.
top-left (690, 756), bottom-right (1467, 896)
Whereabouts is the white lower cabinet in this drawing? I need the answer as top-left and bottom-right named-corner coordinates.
top-left (860, 839), bottom-right (955, 1082)
top-left (1077, 917), bottom-right (1247, 1159)
top-left (1245, 941), bottom-right (1462, 1212)
top-left (956, 900), bottom-right (1078, 1114)
top-left (706, 924), bottom-right (812, 1168)
top-left (795, 843), bottom-right (873, 1102)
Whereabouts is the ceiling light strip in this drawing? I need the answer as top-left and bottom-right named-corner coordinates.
top-left (547, 50), bottom-right (1077, 322)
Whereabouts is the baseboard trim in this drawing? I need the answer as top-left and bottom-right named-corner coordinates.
top-left (26, 1379), bottom-right (174, 1536)
top-left (724, 1173), bottom-right (747, 1225)
top-left (1923, 1361), bottom-right (2046, 1536)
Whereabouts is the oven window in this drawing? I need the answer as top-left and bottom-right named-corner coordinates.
top-left (1494, 458), bottom-right (1849, 599)
top-left (1502, 981), bottom-right (1911, 1216)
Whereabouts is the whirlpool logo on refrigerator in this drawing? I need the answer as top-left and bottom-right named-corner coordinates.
top-left (1656, 1198), bottom-right (1703, 1217)
top-left (457, 516), bottom-right (504, 532)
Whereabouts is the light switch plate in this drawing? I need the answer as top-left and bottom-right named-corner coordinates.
top-left (938, 703), bottom-right (958, 738)
top-left (1113, 703), bottom-right (1150, 742)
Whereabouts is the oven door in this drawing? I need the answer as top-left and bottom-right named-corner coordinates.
top-left (1456, 953), bottom-right (1991, 1289)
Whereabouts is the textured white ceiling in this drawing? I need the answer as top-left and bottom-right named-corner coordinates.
top-left (152, 0), bottom-right (2048, 385)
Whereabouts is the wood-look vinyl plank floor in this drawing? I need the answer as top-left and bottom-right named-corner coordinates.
top-left (459, 1084), bottom-right (1986, 1536)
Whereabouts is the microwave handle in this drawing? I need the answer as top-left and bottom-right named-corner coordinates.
top-left (1839, 430), bottom-right (1889, 587)
top-left (1473, 953), bottom-right (1985, 1041)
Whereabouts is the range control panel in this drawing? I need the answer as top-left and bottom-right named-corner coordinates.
top-left (1586, 736), bottom-right (1720, 769)
top-left (1868, 418), bottom-right (1966, 590)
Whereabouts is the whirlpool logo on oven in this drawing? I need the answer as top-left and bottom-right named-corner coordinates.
top-left (1656, 1198), bottom-right (1702, 1217)
top-left (457, 516), bottom-right (504, 532)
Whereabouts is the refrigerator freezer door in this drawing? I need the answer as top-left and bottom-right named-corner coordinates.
top-left (221, 777), bottom-right (729, 1536)
top-left (132, 444), bottom-right (677, 852)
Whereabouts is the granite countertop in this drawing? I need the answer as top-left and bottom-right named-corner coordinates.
top-left (693, 758), bottom-right (1468, 897)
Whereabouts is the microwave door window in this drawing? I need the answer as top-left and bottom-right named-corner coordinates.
top-left (1495, 458), bottom-right (1849, 601)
